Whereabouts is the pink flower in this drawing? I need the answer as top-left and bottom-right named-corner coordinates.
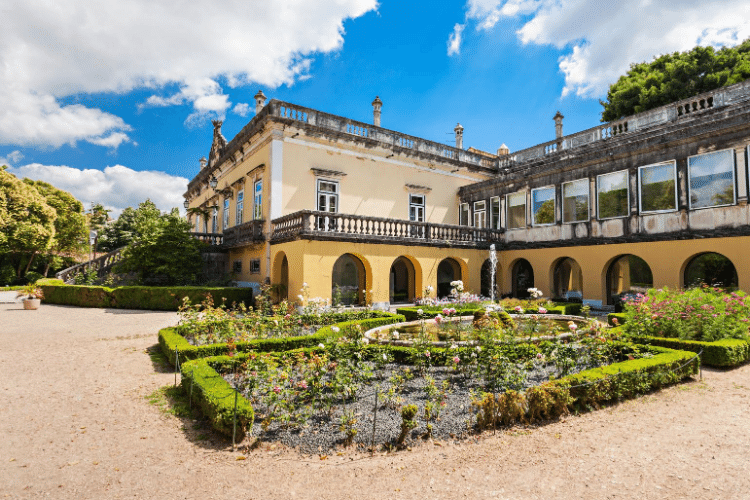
top-left (442, 308), bottom-right (451, 315)
top-left (536, 353), bottom-right (543, 359)
top-left (284, 314), bottom-right (292, 320)
top-left (273, 386), bottom-right (281, 394)
top-left (298, 380), bottom-right (308, 389)
top-left (424, 351), bottom-right (431, 358)
top-left (569, 323), bottom-right (577, 331)
top-left (435, 314), bottom-right (443, 324)
top-left (538, 307), bottom-right (547, 314)
top-left (449, 308), bottom-right (457, 315)
top-left (514, 306), bottom-right (523, 312)
top-left (453, 356), bottom-right (460, 364)
top-left (612, 317), bottom-right (619, 325)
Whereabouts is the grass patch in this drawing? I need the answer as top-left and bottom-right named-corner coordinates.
top-left (146, 385), bottom-right (193, 418)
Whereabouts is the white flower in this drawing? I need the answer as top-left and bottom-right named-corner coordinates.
top-left (331, 326), bottom-right (340, 333)
top-left (392, 331), bottom-right (400, 339)
top-left (297, 294), bottom-right (304, 301)
top-left (450, 344), bottom-right (458, 349)
top-left (417, 309), bottom-right (423, 315)
top-left (318, 343), bottom-right (325, 349)
top-left (476, 346), bottom-right (482, 352)
top-left (303, 282), bottom-right (308, 287)
top-left (382, 353), bottom-right (388, 361)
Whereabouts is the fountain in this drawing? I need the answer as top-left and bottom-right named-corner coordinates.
top-left (489, 244), bottom-right (498, 302)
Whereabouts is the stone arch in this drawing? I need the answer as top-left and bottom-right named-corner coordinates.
top-left (389, 255), bottom-right (422, 303)
top-left (551, 257), bottom-right (583, 302)
top-left (332, 253), bottom-right (371, 306)
top-left (436, 257), bottom-right (466, 298)
top-left (271, 251), bottom-right (289, 302)
top-left (510, 258), bottom-right (534, 298)
top-left (682, 252), bottom-right (738, 289)
top-left (603, 254), bottom-right (653, 305)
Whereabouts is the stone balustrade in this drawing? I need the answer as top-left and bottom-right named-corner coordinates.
top-left (55, 247), bottom-right (127, 284)
top-left (270, 210), bottom-right (503, 248)
top-left (191, 233), bottom-right (224, 246)
top-left (222, 220), bottom-right (264, 248)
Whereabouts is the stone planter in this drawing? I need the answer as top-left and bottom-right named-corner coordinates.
top-left (22, 298), bottom-right (41, 310)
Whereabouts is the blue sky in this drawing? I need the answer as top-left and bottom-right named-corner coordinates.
top-left (2, 0), bottom-right (748, 216)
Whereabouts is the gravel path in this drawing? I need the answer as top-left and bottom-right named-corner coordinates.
top-left (2, 302), bottom-right (750, 499)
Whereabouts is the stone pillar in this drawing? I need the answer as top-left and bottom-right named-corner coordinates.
top-left (554, 111), bottom-right (564, 146)
top-left (736, 146), bottom-right (748, 204)
top-left (254, 90), bottom-right (267, 115)
top-left (454, 123), bottom-right (464, 150)
top-left (372, 96), bottom-right (382, 127)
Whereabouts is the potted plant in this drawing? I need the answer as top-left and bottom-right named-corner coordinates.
top-left (17, 284), bottom-right (44, 310)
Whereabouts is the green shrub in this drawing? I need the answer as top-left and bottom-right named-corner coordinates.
top-left (180, 357), bottom-right (254, 439)
top-left (631, 335), bottom-right (750, 367)
top-left (608, 313), bottom-right (628, 326)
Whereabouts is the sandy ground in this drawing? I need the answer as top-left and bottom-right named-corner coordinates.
top-left (2, 303), bottom-right (750, 500)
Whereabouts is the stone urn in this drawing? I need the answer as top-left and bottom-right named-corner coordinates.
top-left (23, 298), bottom-right (41, 310)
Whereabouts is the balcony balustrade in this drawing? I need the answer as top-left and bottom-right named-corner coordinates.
top-left (222, 220), bottom-right (265, 248)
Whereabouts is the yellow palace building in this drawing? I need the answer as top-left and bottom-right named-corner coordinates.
top-left (185, 80), bottom-right (750, 309)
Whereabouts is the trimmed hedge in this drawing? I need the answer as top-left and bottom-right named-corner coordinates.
top-left (631, 335), bottom-right (750, 367)
top-left (180, 358), bottom-right (254, 439)
top-left (37, 282), bottom-right (253, 311)
top-left (396, 302), bottom-right (582, 321)
top-left (160, 312), bottom-right (405, 365)
top-left (607, 313), bottom-right (628, 326)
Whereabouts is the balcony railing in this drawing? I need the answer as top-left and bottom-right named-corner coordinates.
top-left (191, 232), bottom-right (224, 246)
top-left (271, 210), bottom-right (503, 248)
top-left (222, 220), bottom-right (265, 248)
top-left (55, 246), bottom-right (128, 284)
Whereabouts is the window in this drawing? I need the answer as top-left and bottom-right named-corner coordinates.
top-left (236, 189), bottom-right (244, 225)
top-left (317, 179), bottom-right (339, 230)
top-left (232, 260), bottom-right (242, 274)
top-left (639, 161), bottom-right (677, 213)
top-left (490, 196), bottom-right (500, 229)
top-left (211, 207), bottom-right (217, 233)
top-left (459, 203), bottom-right (470, 226)
top-left (473, 200), bottom-right (486, 228)
top-left (250, 259), bottom-right (261, 274)
top-left (253, 180), bottom-right (263, 220)
top-left (597, 170), bottom-right (629, 219)
top-left (562, 179), bottom-right (589, 223)
top-left (409, 194), bottom-right (425, 237)
top-left (506, 192), bottom-right (526, 229)
top-left (688, 149), bottom-right (735, 209)
top-left (223, 198), bottom-right (230, 229)
top-left (531, 186), bottom-right (555, 225)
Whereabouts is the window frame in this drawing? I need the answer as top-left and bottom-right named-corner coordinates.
top-left (506, 191), bottom-right (526, 230)
top-left (236, 189), bottom-right (244, 225)
top-left (409, 194), bottom-right (425, 222)
top-left (638, 160), bottom-right (678, 214)
top-left (489, 196), bottom-right (500, 230)
top-left (597, 169), bottom-right (630, 220)
top-left (473, 200), bottom-right (486, 228)
top-left (459, 203), bottom-right (470, 226)
top-left (317, 178), bottom-right (339, 213)
top-left (250, 259), bottom-right (261, 274)
top-left (561, 179), bottom-right (590, 224)
top-left (253, 180), bottom-right (263, 220)
top-left (531, 185), bottom-right (556, 227)
top-left (687, 148), bottom-right (736, 210)
top-left (223, 198), bottom-right (230, 229)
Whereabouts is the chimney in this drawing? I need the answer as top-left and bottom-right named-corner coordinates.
top-left (454, 123), bottom-right (464, 150)
top-left (372, 96), bottom-right (382, 127)
top-left (497, 144), bottom-right (509, 156)
top-left (554, 111), bottom-right (564, 144)
top-left (254, 90), bottom-right (267, 115)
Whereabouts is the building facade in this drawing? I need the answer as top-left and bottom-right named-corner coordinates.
top-left (185, 80), bottom-right (750, 308)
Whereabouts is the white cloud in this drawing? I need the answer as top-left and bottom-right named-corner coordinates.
top-left (448, 24), bottom-right (465, 56)
top-left (233, 103), bottom-right (252, 117)
top-left (86, 133), bottom-right (132, 149)
top-left (456, 0), bottom-right (750, 98)
top-left (7, 164), bottom-right (189, 218)
top-left (0, 0), bottom-right (377, 147)
top-left (0, 150), bottom-right (24, 166)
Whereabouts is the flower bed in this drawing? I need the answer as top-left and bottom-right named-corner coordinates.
top-left (180, 326), bottom-right (698, 449)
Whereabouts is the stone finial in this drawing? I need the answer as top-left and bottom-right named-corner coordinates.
top-left (454, 123), bottom-right (464, 150)
top-left (254, 90), bottom-right (267, 115)
top-left (497, 143), bottom-right (510, 156)
top-left (554, 111), bottom-right (564, 140)
top-left (372, 96), bottom-right (382, 127)
top-left (199, 156), bottom-right (208, 169)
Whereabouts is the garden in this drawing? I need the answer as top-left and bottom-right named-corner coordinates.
top-left (157, 283), bottom-right (742, 453)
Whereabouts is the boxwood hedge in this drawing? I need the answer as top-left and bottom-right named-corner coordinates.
top-left (630, 335), bottom-right (750, 368)
top-left (396, 302), bottom-right (582, 321)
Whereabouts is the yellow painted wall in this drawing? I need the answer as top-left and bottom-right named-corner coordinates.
top-left (227, 246), bottom-right (266, 282)
top-left (499, 236), bottom-right (750, 304)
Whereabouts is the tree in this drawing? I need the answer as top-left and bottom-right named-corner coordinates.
top-left (0, 170), bottom-right (56, 278)
top-left (23, 179), bottom-right (88, 275)
top-left (116, 202), bottom-right (204, 285)
top-left (601, 38), bottom-right (750, 121)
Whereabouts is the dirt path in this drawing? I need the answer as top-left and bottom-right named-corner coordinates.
top-left (2, 303), bottom-right (750, 500)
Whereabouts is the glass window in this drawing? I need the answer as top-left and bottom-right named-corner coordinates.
top-left (223, 198), bottom-right (230, 229)
top-left (211, 207), bottom-right (217, 233)
top-left (236, 189), bottom-right (244, 225)
top-left (597, 170), bottom-right (629, 219)
top-left (253, 180), bottom-right (262, 220)
top-left (531, 186), bottom-right (555, 225)
top-left (317, 179), bottom-right (339, 230)
top-left (459, 203), bottom-right (470, 226)
top-left (688, 149), bottom-right (735, 209)
top-left (490, 196), bottom-right (500, 229)
top-left (232, 260), bottom-right (242, 274)
top-left (409, 194), bottom-right (425, 222)
top-left (562, 179), bottom-right (589, 223)
top-left (250, 259), bottom-right (261, 274)
top-left (473, 200), bottom-right (486, 228)
top-left (639, 161), bottom-right (677, 213)
top-left (506, 192), bottom-right (526, 229)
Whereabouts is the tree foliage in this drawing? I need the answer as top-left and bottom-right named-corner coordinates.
top-left (116, 200), bottom-right (204, 285)
top-left (601, 39), bottom-right (750, 121)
